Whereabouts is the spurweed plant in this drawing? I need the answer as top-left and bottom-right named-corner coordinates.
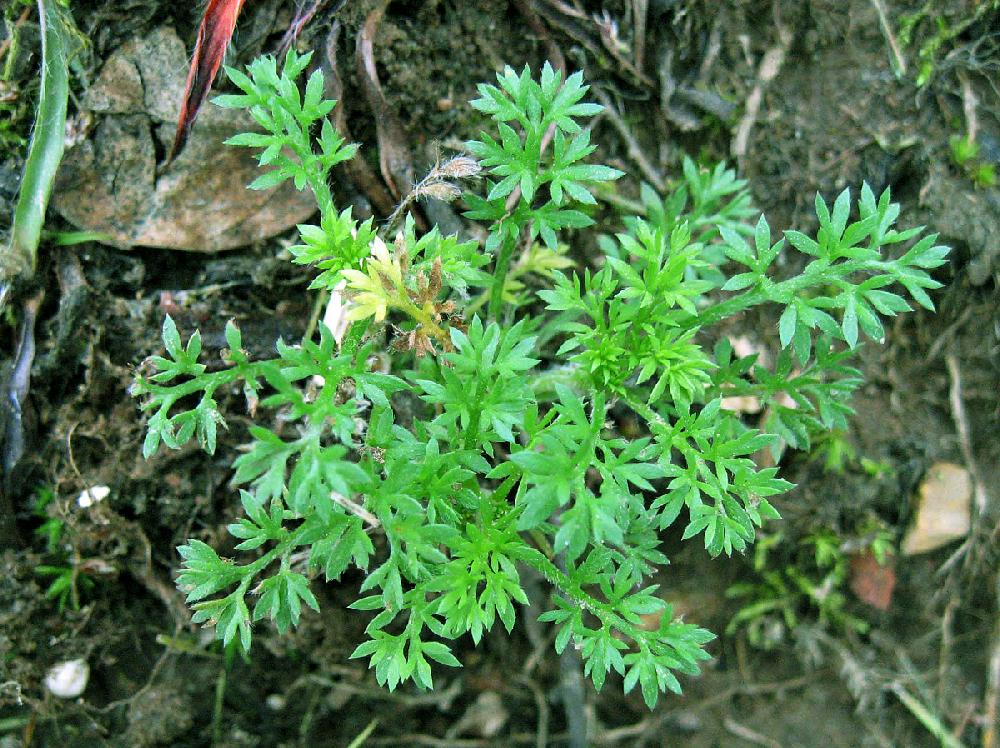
top-left (132, 50), bottom-right (950, 708)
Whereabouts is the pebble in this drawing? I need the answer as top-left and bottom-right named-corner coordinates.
top-left (44, 659), bottom-right (89, 699)
top-left (77, 485), bottom-right (110, 508)
top-left (901, 462), bottom-right (972, 555)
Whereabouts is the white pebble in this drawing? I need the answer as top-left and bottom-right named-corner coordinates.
top-left (265, 694), bottom-right (286, 711)
top-left (77, 485), bottom-right (110, 508)
top-left (44, 659), bottom-right (89, 698)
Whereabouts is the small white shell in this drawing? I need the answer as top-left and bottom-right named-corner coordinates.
top-left (77, 485), bottom-right (110, 509)
top-left (44, 659), bottom-right (90, 698)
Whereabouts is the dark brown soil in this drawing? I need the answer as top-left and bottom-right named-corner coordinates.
top-left (1, 1), bottom-right (997, 746)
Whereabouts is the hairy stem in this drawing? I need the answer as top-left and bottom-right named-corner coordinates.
top-left (488, 231), bottom-right (518, 321)
top-left (514, 545), bottom-right (669, 648)
top-left (2, 0), bottom-right (69, 303)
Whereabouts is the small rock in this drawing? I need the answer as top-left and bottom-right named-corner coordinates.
top-left (52, 27), bottom-right (316, 252)
top-left (77, 485), bottom-right (110, 508)
top-left (44, 659), bottom-right (89, 699)
top-left (849, 551), bottom-right (896, 610)
top-left (265, 694), bottom-right (286, 711)
top-left (901, 462), bottom-right (972, 555)
top-left (452, 691), bottom-right (508, 738)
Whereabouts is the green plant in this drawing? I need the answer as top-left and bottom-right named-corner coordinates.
top-left (1, 0), bottom-right (69, 308)
top-left (897, 1), bottom-right (1000, 87)
top-left (811, 430), bottom-right (857, 474)
top-left (30, 487), bottom-right (95, 612)
top-left (132, 50), bottom-right (949, 708)
top-left (949, 134), bottom-right (997, 189)
top-left (30, 487), bottom-right (63, 553)
top-left (725, 525), bottom-right (894, 648)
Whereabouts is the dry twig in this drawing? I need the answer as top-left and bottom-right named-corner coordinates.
top-left (0, 5), bottom-right (32, 64)
top-left (732, 7), bottom-right (791, 165)
top-left (723, 717), bottom-right (782, 748)
top-left (592, 87), bottom-right (665, 190)
top-left (869, 0), bottom-right (907, 76)
top-left (324, 21), bottom-right (395, 216)
top-left (355, 2), bottom-right (415, 202)
top-left (936, 354), bottom-right (991, 579)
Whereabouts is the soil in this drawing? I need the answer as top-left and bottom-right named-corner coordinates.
top-left (1, 1), bottom-right (998, 746)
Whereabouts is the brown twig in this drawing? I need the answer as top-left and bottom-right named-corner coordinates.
top-left (515, 675), bottom-right (550, 748)
top-left (355, 5), bottom-right (467, 234)
top-left (368, 733), bottom-right (566, 747)
top-left (330, 491), bottom-right (380, 529)
top-left (945, 354), bottom-right (989, 531)
top-left (732, 33), bottom-right (790, 164)
top-left (276, 0), bottom-right (343, 57)
top-left (535, 0), bottom-right (651, 86)
top-left (938, 595), bottom-right (959, 710)
top-left (632, 0), bottom-right (648, 72)
top-left (592, 87), bottom-right (664, 190)
top-left (927, 306), bottom-right (973, 361)
top-left (559, 631), bottom-right (588, 748)
top-left (930, 348), bottom-right (997, 748)
top-left (959, 71), bottom-right (979, 144)
top-left (594, 672), bottom-right (819, 743)
top-left (356, 2), bottom-right (413, 202)
top-left (323, 22), bottom-right (395, 216)
top-left (869, 0), bottom-right (907, 76)
top-left (723, 717), bottom-right (782, 748)
top-left (513, 0), bottom-right (566, 72)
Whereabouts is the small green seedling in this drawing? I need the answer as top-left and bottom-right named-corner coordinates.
top-left (30, 488), bottom-right (95, 612)
top-left (949, 135), bottom-right (997, 189)
top-left (132, 50), bottom-right (949, 708)
top-left (726, 524), bottom-right (894, 648)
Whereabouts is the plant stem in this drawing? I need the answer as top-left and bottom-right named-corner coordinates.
top-left (514, 545), bottom-right (651, 645)
top-left (139, 361), bottom-right (272, 404)
top-left (396, 297), bottom-right (450, 348)
top-left (1, 0), bottom-right (69, 306)
top-left (488, 231), bottom-right (518, 321)
top-left (690, 258), bottom-right (874, 330)
top-left (211, 660), bottom-right (228, 746)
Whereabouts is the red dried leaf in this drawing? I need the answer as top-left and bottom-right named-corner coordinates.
top-left (167, 0), bottom-right (247, 163)
top-left (849, 551), bottom-right (896, 611)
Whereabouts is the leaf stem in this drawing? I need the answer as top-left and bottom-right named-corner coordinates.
top-left (691, 258), bottom-right (871, 330)
top-left (138, 361), bottom-right (270, 404)
top-left (514, 545), bottom-right (652, 645)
